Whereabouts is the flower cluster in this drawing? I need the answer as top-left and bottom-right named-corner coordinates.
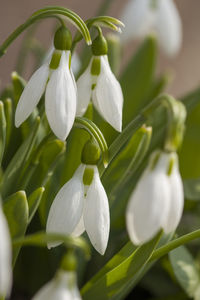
top-left (15, 27), bottom-right (124, 141)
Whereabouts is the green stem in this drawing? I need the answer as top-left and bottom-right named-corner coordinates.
top-left (151, 229), bottom-right (200, 261)
top-left (74, 117), bottom-right (108, 167)
top-left (0, 7), bottom-right (91, 57)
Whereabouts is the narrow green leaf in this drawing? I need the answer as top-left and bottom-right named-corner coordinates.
top-left (120, 35), bottom-right (157, 126)
top-left (169, 246), bottom-right (200, 298)
top-left (82, 241), bottom-right (136, 294)
top-left (107, 33), bottom-right (121, 76)
top-left (81, 233), bottom-right (161, 299)
top-left (3, 190), bottom-right (29, 264)
top-left (23, 138), bottom-right (66, 191)
top-left (102, 125), bottom-right (152, 197)
top-left (4, 98), bottom-right (13, 150)
top-left (28, 187), bottom-right (45, 223)
top-left (0, 101), bottom-right (6, 165)
top-left (1, 117), bottom-right (40, 197)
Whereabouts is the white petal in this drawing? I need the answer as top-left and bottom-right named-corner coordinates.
top-left (72, 215), bottom-right (85, 237)
top-left (15, 64), bottom-right (49, 127)
top-left (71, 52), bottom-right (81, 76)
top-left (45, 51), bottom-right (77, 141)
top-left (46, 164), bottom-right (85, 249)
top-left (76, 62), bottom-right (92, 116)
top-left (156, 0), bottom-right (182, 56)
top-left (32, 271), bottom-right (81, 300)
top-left (163, 153), bottom-right (184, 233)
top-left (0, 205), bottom-right (12, 298)
top-left (84, 166), bottom-right (110, 255)
top-left (120, 0), bottom-right (155, 42)
top-left (126, 151), bottom-right (171, 245)
top-left (43, 45), bottom-right (54, 64)
top-left (93, 56), bottom-right (123, 132)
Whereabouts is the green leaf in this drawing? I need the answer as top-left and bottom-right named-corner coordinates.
top-left (0, 101), bottom-right (6, 165)
top-left (183, 178), bottom-right (200, 201)
top-left (28, 187), bottom-right (45, 223)
top-left (24, 137), bottom-right (66, 191)
top-left (3, 190), bottom-right (29, 263)
top-left (169, 246), bottom-right (200, 297)
top-left (102, 125), bottom-right (152, 198)
top-left (1, 117), bottom-right (40, 197)
top-left (120, 35), bottom-right (157, 126)
top-left (4, 98), bottom-right (13, 150)
top-left (180, 87), bottom-right (200, 178)
top-left (81, 233), bottom-right (161, 300)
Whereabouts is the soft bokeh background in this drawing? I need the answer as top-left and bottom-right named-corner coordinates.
top-left (0, 0), bottom-right (200, 97)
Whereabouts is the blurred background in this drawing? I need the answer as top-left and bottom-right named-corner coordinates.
top-left (0, 0), bottom-right (200, 98)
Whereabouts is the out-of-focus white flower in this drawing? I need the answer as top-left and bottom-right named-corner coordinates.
top-left (46, 164), bottom-right (110, 255)
top-left (126, 150), bottom-right (184, 245)
top-left (121, 0), bottom-right (182, 56)
top-left (15, 27), bottom-right (77, 141)
top-left (0, 203), bottom-right (12, 298)
top-left (77, 34), bottom-right (123, 132)
top-left (32, 270), bottom-right (81, 300)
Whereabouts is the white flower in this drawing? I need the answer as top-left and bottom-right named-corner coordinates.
top-left (46, 164), bottom-right (110, 255)
top-left (126, 150), bottom-right (184, 245)
top-left (76, 55), bottom-right (123, 132)
top-left (0, 203), bottom-right (12, 298)
top-left (15, 50), bottom-right (77, 141)
top-left (32, 270), bottom-right (81, 300)
top-left (121, 0), bottom-right (182, 56)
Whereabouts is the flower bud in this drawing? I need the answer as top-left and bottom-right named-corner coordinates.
top-left (91, 34), bottom-right (108, 56)
top-left (81, 139), bottom-right (101, 165)
top-left (54, 26), bottom-right (72, 50)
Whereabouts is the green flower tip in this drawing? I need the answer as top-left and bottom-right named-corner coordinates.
top-left (91, 34), bottom-right (108, 56)
top-left (81, 139), bottom-right (101, 165)
top-left (54, 26), bottom-right (72, 50)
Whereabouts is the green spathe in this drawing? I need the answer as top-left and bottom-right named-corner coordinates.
top-left (54, 26), bottom-right (72, 50)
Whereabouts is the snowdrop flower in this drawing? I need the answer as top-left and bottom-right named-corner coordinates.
top-left (126, 150), bottom-right (184, 245)
top-left (0, 203), bottom-right (12, 298)
top-left (32, 270), bottom-right (81, 300)
top-left (15, 26), bottom-right (77, 141)
top-left (77, 34), bottom-right (123, 132)
top-left (46, 140), bottom-right (110, 255)
top-left (121, 0), bottom-right (182, 56)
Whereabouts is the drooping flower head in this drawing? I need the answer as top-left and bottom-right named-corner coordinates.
top-left (126, 150), bottom-right (184, 245)
top-left (15, 26), bottom-right (77, 141)
top-left (77, 33), bottom-right (124, 132)
top-left (46, 139), bottom-right (110, 255)
top-left (32, 251), bottom-right (82, 300)
top-left (121, 0), bottom-right (182, 56)
top-left (0, 202), bottom-right (12, 298)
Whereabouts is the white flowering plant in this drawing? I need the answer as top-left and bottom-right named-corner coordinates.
top-left (1, 1), bottom-right (200, 299)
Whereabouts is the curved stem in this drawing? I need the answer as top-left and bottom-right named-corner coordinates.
top-left (151, 229), bottom-right (200, 261)
top-left (0, 7), bottom-right (91, 57)
top-left (74, 117), bottom-right (109, 167)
